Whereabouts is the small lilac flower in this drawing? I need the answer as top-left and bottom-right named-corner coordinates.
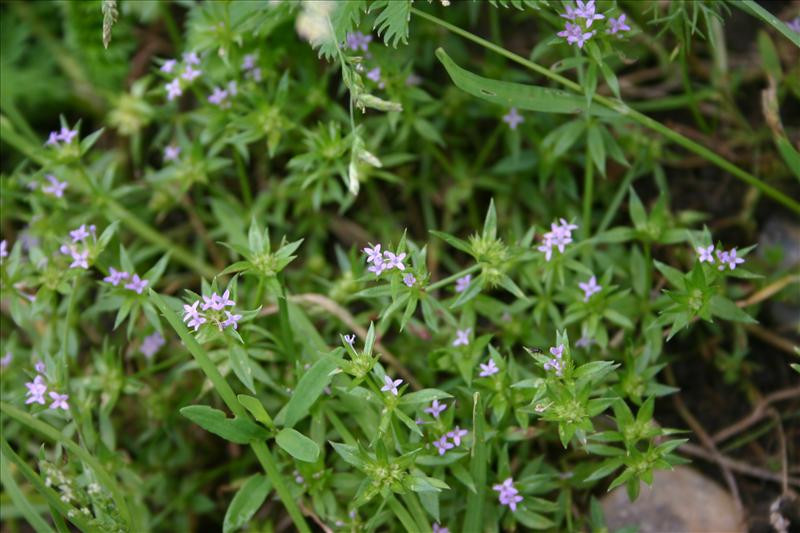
top-left (140, 332), bottom-right (165, 358)
top-left (550, 344), bottom-right (564, 359)
top-left (69, 224), bottom-right (91, 243)
top-left (344, 334), bottom-right (356, 346)
top-left (452, 328), bottom-right (471, 347)
top-left (247, 67), bottom-right (262, 82)
top-left (607, 13), bottom-right (631, 34)
top-left (544, 358), bottom-right (563, 376)
top-left (346, 31), bottom-right (372, 52)
top-left (183, 301), bottom-right (201, 321)
top-left (125, 274), bottom-right (148, 294)
top-left (164, 145), bottom-right (181, 162)
top-left (492, 478), bottom-right (515, 495)
top-left (538, 241), bottom-right (554, 261)
top-left (403, 273), bottom-right (416, 287)
top-left (368, 262), bottom-right (385, 276)
top-left (455, 274), bottom-right (471, 293)
top-left (187, 314), bottom-right (206, 332)
top-left (221, 311), bottom-right (242, 330)
top-left (160, 59), bottom-right (177, 73)
top-left (432, 524), bottom-right (450, 533)
top-left (405, 73), bottom-right (422, 86)
top-left (381, 375), bottom-right (403, 396)
top-left (697, 245), bottom-right (715, 263)
top-left (183, 51), bottom-right (200, 65)
top-left (560, 4), bottom-right (579, 20)
top-left (242, 54), bottom-right (257, 70)
top-left (366, 67), bottom-right (383, 88)
top-left (500, 490), bottom-right (523, 511)
top-left (479, 359), bottom-right (499, 377)
top-left (558, 22), bottom-right (594, 48)
top-left (575, 336), bottom-right (593, 348)
top-left (49, 392), bottom-right (69, 411)
top-left (103, 267), bottom-right (129, 286)
top-left (166, 79), bottom-right (182, 101)
top-left (42, 175), bottom-right (67, 198)
top-left (502, 108), bottom-right (524, 130)
top-left (786, 17), bottom-right (800, 33)
top-left (363, 243), bottom-right (383, 264)
top-left (227, 80), bottom-right (238, 96)
top-left (25, 376), bottom-right (47, 405)
top-left (716, 250), bottom-right (730, 271)
top-left (720, 248), bottom-right (745, 271)
top-left (57, 127), bottom-right (78, 144)
top-left (208, 87), bottom-right (229, 106)
top-left (424, 399), bottom-right (447, 418)
top-left (0, 240), bottom-right (7, 260)
top-left (69, 249), bottom-right (89, 269)
top-left (0, 352), bottom-right (11, 369)
top-left (181, 66), bottom-right (202, 82)
top-left (35, 361), bottom-right (46, 373)
top-left (433, 435), bottom-right (454, 456)
top-left (579, 275), bottom-right (602, 302)
top-left (447, 426), bottom-right (468, 446)
top-left (383, 251), bottom-right (407, 271)
top-left (575, 0), bottom-right (604, 27)
top-left (46, 131), bottom-right (60, 146)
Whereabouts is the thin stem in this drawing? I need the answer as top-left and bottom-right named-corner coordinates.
top-left (427, 264), bottom-right (480, 292)
top-left (582, 138), bottom-right (594, 241)
top-left (233, 150), bottom-right (253, 208)
top-left (410, 8), bottom-right (800, 215)
top-left (387, 495), bottom-right (420, 532)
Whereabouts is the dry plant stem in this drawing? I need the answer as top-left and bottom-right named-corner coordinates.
top-left (712, 386), bottom-right (800, 444)
top-left (665, 367), bottom-right (744, 513)
top-left (680, 443), bottom-right (800, 489)
top-left (260, 293), bottom-right (422, 390)
top-left (768, 408), bottom-right (790, 496)
top-left (744, 324), bottom-right (798, 356)
top-left (737, 275), bottom-right (800, 308)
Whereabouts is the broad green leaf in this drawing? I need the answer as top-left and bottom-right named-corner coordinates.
top-left (223, 474), bottom-right (272, 533)
top-left (180, 405), bottom-right (269, 444)
top-left (275, 428), bottom-right (320, 462)
top-left (275, 354), bottom-right (340, 428)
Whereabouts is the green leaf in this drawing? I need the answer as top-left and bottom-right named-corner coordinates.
top-left (628, 187), bottom-right (647, 231)
top-left (275, 354), bottom-right (340, 428)
top-left (399, 389), bottom-right (453, 406)
top-left (318, 0), bottom-right (366, 60)
top-left (237, 395), bottom-right (275, 429)
top-left (371, 0), bottom-right (411, 47)
top-left (330, 442), bottom-right (366, 469)
top-left (463, 393), bottom-right (486, 531)
top-left (513, 507), bottom-right (555, 529)
top-left (275, 428), bottom-right (320, 462)
top-left (709, 295), bottom-right (757, 324)
top-left (223, 474), bottom-right (272, 533)
top-left (230, 345), bottom-right (256, 394)
top-left (429, 230), bottom-right (473, 255)
top-left (587, 124), bottom-right (606, 175)
top-left (735, 0), bottom-right (800, 48)
top-left (180, 405), bottom-right (269, 444)
top-left (436, 48), bottom-right (615, 117)
top-left (483, 199), bottom-right (497, 240)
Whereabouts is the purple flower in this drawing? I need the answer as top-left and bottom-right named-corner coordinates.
top-left (575, 0), bottom-right (605, 27)
top-left (786, 16), bottom-right (800, 33)
top-left (433, 435), bottom-right (454, 456)
top-left (164, 145), bottom-right (181, 162)
top-left (607, 13), bottom-right (631, 34)
top-left (550, 344), bottom-right (564, 359)
top-left (447, 426), bottom-right (468, 446)
top-left (346, 31), bottom-right (373, 52)
top-left (560, 4), bottom-right (579, 20)
top-left (25, 375), bottom-right (47, 404)
top-left (183, 51), bottom-right (200, 65)
top-left (69, 249), bottom-right (89, 269)
top-left (124, 274), bottom-right (149, 294)
top-left (103, 267), bottom-right (130, 286)
top-left (208, 87), bottom-right (229, 106)
top-left (49, 392), bottom-right (69, 411)
top-left (247, 67), bottom-right (262, 82)
top-left (140, 332), bottom-right (165, 358)
top-left (452, 328), bottom-right (471, 347)
top-left (363, 243), bottom-right (383, 264)
top-left (432, 524), bottom-right (450, 533)
top-left (455, 274), bottom-right (472, 293)
top-left (383, 251), bottom-right (407, 271)
top-left (46, 131), bottom-right (60, 146)
top-left (544, 358), bottom-right (563, 376)
top-left (221, 311), bottom-right (242, 330)
top-left (493, 477), bottom-right (523, 511)
top-left (578, 275), bottom-right (602, 302)
top-left (186, 314), bottom-right (206, 332)
top-left (166, 79), bottom-right (182, 101)
top-left (539, 218), bottom-right (578, 261)
top-left (227, 80), bottom-right (238, 96)
top-left (697, 245), bottom-right (715, 263)
top-left (69, 224), bottom-right (91, 243)
top-left (718, 248), bottom-right (745, 271)
top-left (575, 336), bottom-right (593, 348)
top-left (403, 273), bottom-right (417, 287)
top-left (57, 127), bottom-right (78, 144)
top-left (42, 175), bottom-right (68, 198)
top-left (0, 240), bottom-right (7, 260)
top-left (160, 59), bottom-right (177, 73)
top-left (202, 290), bottom-right (236, 311)
top-left (183, 301), bottom-right (205, 331)
top-left (368, 262), bottom-right (385, 276)
top-left (0, 352), bottom-right (11, 369)
top-left (558, 22), bottom-right (594, 48)
top-left (344, 334), bottom-right (356, 346)
top-left (502, 108), bottom-right (524, 130)
top-left (381, 375), bottom-right (403, 396)
top-left (181, 66), bottom-right (202, 82)
top-left (479, 359), bottom-right (499, 377)
top-left (35, 361), bottom-right (46, 374)
top-left (366, 67), bottom-right (384, 88)
top-left (424, 399), bottom-right (447, 418)
top-left (242, 54), bottom-right (257, 70)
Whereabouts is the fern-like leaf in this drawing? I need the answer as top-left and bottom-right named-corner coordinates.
top-left (318, 0), bottom-right (367, 60)
top-left (370, 0), bottom-right (411, 48)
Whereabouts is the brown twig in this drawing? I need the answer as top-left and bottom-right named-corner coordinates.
top-left (737, 275), bottom-right (800, 309)
top-left (744, 324), bottom-right (798, 356)
top-left (300, 500), bottom-right (334, 533)
top-left (712, 386), bottom-right (800, 444)
top-left (680, 442), bottom-right (800, 489)
top-left (260, 293), bottom-right (422, 390)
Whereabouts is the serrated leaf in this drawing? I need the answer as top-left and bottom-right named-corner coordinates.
top-left (371, 0), bottom-right (411, 47)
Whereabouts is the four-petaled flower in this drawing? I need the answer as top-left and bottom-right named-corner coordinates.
top-left (539, 219), bottom-right (578, 261)
top-left (367, 67), bottom-right (382, 83)
top-left (403, 273), bottom-right (416, 287)
top-left (69, 224), bottom-right (91, 243)
top-left (42, 175), bottom-right (68, 198)
top-left (479, 358), bottom-right (499, 377)
top-left (557, 22), bottom-right (594, 48)
top-left (160, 59), bottom-right (177, 73)
top-left (697, 245), bottom-right (715, 263)
top-left (432, 524), bottom-right (450, 533)
top-left (575, 0), bottom-right (605, 27)
top-left (346, 31), bottom-right (373, 52)
top-left (46, 131), bottom-right (60, 146)
top-left (550, 344), bottom-right (564, 359)
top-left (141, 332), bottom-right (165, 358)
top-left (58, 127), bottom-right (79, 144)
top-left (381, 375), bottom-right (403, 396)
top-left (424, 399), bottom-right (447, 418)
top-left (578, 275), bottom-right (602, 302)
top-left (242, 54), bottom-right (257, 70)
top-left (503, 108), bottom-right (524, 130)
top-left (125, 274), bottom-right (149, 294)
top-left (183, 51), bottom-right (200, 65)
top-left (181, 66), bottom-right (202, 82)
top-left (447, 426), bottom-right (468, 446)
top-left (69, 249), bottom-right (89, 269)
top-left (164, 145), bottom-right (181, 162)
top-left (717, 248), bottom-right (745, 271)
top-left (49, 392), bottom-right (70, 411)
top-left (166, 79), bottom-right (182, 101)
top-left (221, 311), bottom-right (242, 330)
top-left (607, 13), bottom-right (630, 34)
top-left (208, 87), bottom-right (229, 106)
top-left (452, 328), bottom-right (471, 347)
top-left (103, 267), bottom-right (129, 286)
top-left (493, 477), bottom-right (523, 511)
top-left (455, 274), bottom-right (471, 293)
top-left (433, 435), bottom-right (454, 456)
top-left (35, 361), bottom-right (46, 373)
top-left (344, 334), bottom-right (356, 346)
top-left (25, 375), bottom-right (47, 405)
top-left (363, 244), bottom-right (383, 264)
top-left (384, 252), bottom-right (406, 270)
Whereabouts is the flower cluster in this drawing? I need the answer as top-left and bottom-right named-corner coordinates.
top-left (103, 267), bottom-right (149, 294)
top-left (208, 81), bottom-right (238, 108)
top-left (432, 426), bottom-right (468, 456)
top-left (696, 245), bottom-right (745, 271)
top-left (45, 126), bottom-right (79, 147)
top-left (24, 363), bottom-right (69, 411)
top-left (182, 290), bottom-right (242, 332)
top-left (538, 219), bottom-right (578, 261)
top-left (543, 344), bottom-right (565, 376)
top-left (59, 225), bottom-right (96, 270)
top-left (241, 53), bottom-right (262, 82)
top-left (363, 243), bottom-right (407, 276)
top-left (492, 477), bottom-right (523, 511)
top-left (345, 31), bottom-right (372, 53)
top-left (161, 52), bottom-right (203, 101)
top-left (558, 1), bottom-right (629, 49)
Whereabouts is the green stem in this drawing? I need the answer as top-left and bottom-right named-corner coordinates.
top-left (427, 264), bottom-right (480, 292)
top-left (597, 151), bottom-right (645, 233)
top-left (401, 492), bottom-right (433, 533)
top-left (149, 291), bottom-right (311, 533)
top-left (387, 495), bottom-right (420, 532)
top-left (0, 449), bottom-right (54, 533)
top-left (410, 8), bottom-right (800, 215)
top-left (233, 150), bottom-right (253, 208)
top-left (582, 139), bottom-right (594, 241)
top-left (734, 0), bottom-right (800, 48)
